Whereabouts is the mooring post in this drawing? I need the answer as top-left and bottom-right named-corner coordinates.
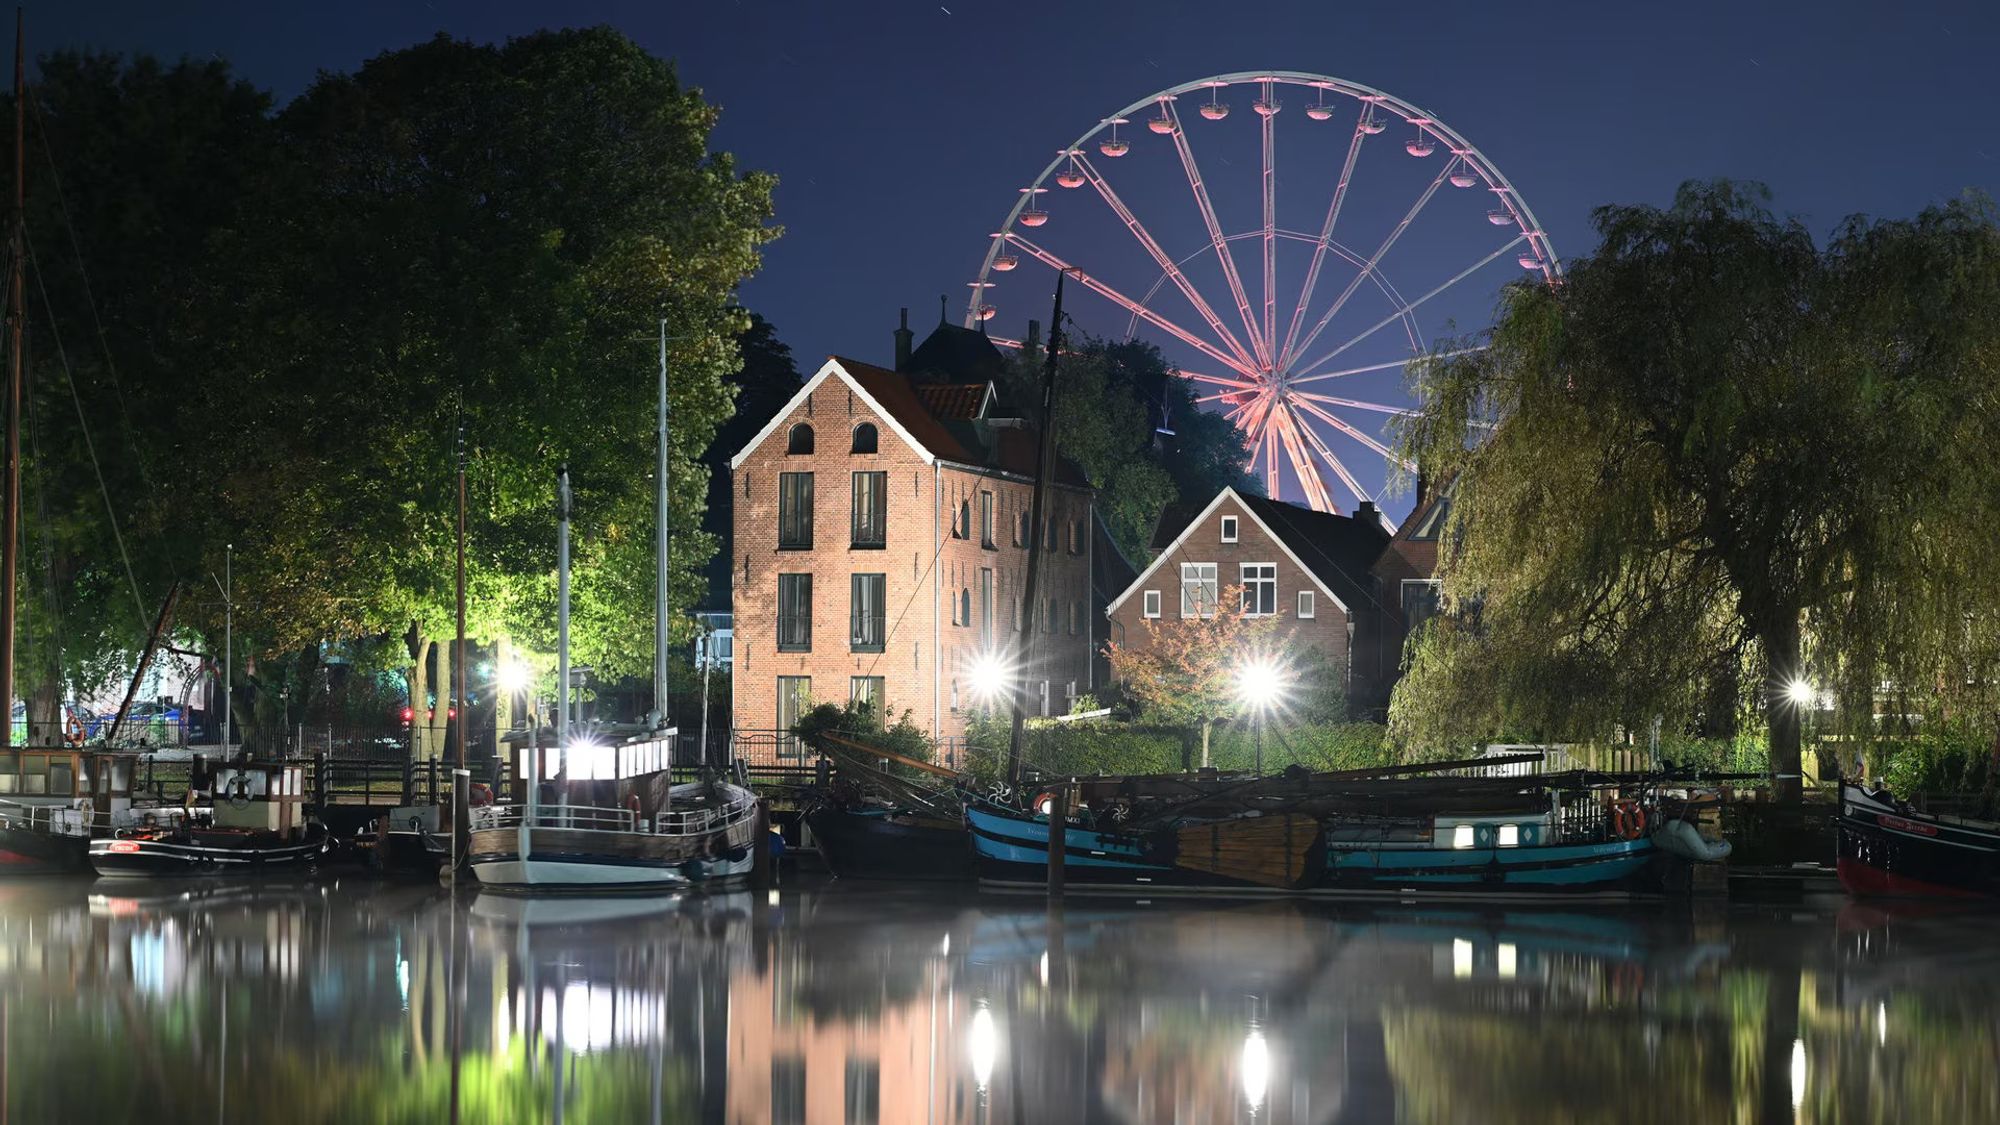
top-left (1047, 782), bottom-right (1067, 897)
top-left (750, 799), bottom-right (772, 889)
top-left (313, 751), bottom-right (328, 815)
top-left (451, 767), bottom-right (471, 877)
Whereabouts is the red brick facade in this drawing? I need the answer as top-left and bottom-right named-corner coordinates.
top-left (1370, 482), bottom-right (1448, 673)
top-left (730, 358), bottom-right (1094, 745)
top-left (1104, 490), bottom-right (1356, 689)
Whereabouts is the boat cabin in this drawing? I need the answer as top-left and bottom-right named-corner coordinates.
top-left (0, 746), bottom-right (139, 818)
top-left (210, 761), bottom-right (309, 835)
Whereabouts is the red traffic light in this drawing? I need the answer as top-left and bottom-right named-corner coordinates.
top-left (400, 706), bottom-right (414, 723)
top-left (447, 707), bottom-right (458, 720)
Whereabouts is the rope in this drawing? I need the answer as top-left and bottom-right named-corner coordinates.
top-left (23, 228), bottom-right (148, 632)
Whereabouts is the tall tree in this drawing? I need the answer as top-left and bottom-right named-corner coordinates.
top-left (1105, 586), bottom-right (1279, 767)
top-left (1392, 181), bottom-right (2000, 798)
top-left (699, 312), bottom-right (799, 610)
top-left (191, 29), bottom-right (777, 753)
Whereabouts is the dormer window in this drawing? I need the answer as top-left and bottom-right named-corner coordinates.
top-left (1220, 515), bottom-right (1239, 543)
top-left (850, 422), bottom-right (878, 455)
top-left (787, 423), bottom-right (814, 455)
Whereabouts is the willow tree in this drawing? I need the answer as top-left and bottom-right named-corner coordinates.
top-left (1392, 181), bottom-right (2000, 799)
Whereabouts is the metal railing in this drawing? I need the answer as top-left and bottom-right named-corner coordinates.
top-left (0, 799), bottom-right (91, 838)
top-left (477, 792), bottom-right (755, 837)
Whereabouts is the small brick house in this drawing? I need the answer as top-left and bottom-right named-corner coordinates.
top-left (1369, 479), bottom-right (1452, 681)
top-left (1104, 488), bottom-right (1391, 705)
top-left (729, 353), bottom-right (1096, 750)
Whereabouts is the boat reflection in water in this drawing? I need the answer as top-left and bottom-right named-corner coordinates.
top-left (0, 878), bottom-right (1995, 1121)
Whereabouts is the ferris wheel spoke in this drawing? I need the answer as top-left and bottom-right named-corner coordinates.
top-left (1260, 89), bottom-right (1278, 361)
top-left (1287, 161), bottom-right (1455, 369)
top-left (1288, 348), bottom-right (1484, 386)
top-left (1183, 369), bottom-right (1257, 389)
top-left (1273, 405), bottom-right (1335, 512)
top-left (1289, 410), bottom-right (1374, 509)
top-left (1293, 391), bottom-right (1416, 417)
top-left (1004, 232), bottom-right (1259, 378)
top-left (1293, 235), bottom-right (1525, 378)
top-left (1278, 121), bottom-right (1368, 371)
top-left (1293, 397), bottom-right (1416, 473)
top-left (1074, 154), bottom-right (1260, 371)
top-left (1165, 100), bottom-right (1270, 369)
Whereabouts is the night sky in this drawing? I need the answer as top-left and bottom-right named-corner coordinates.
top-left (47, 0), bottom-right (2000, 517)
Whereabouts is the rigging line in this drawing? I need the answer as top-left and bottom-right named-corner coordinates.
top-left (23, 228), bottom-right (149, 633)
top-left (25, 86), bottom-right (164, 516)
top-left (23, 324), bottom-right (68, 705)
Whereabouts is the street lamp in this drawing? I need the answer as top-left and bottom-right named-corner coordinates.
top-left (1784, 678), bottom-right (1816, 707)
top-left (1236, 656), bottom-right (1289, 775)
top-left (968, 650), bottom-right (1013, 707)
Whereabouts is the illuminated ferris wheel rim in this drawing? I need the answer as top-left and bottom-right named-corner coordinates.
top-left (964, 70), bottom-right (1561, 516)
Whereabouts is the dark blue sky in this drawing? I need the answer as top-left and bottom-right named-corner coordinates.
top-left (47, 1), bottom-right (2000, 514)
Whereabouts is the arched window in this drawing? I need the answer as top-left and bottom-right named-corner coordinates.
top-left (850, 422), bottom-right (878, 454)
top-left (787, 423), bottom-right (814, 455)
top-left (960, 588), bottom-right (971, 626)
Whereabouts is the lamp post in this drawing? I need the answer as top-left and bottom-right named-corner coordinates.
top-left (1235, 656), bottom-right (1287, 776)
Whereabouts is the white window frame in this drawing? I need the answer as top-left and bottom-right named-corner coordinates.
top-left (1219, 515), bottom-right (1239, 543)
top-left (1179, 563), bottom-right (1218, 618)
top-left (1142, 590), bottom-right (1161, 619)
top-left (1297, 590), bottom-right (1315, 619)
top-left (1240, 562), bottom-right (1277, 617)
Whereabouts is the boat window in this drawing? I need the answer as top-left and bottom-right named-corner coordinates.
top-left (19, 755), bottom-right (45, 795)
top-left (50, 761), bottom-right (73, 795)
top-left (1498, 824), bottom-right (1519, 848)
top-left (1452, 823), bottom-right (1475, 849)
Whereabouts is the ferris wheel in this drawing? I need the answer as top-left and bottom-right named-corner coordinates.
top-left (966, 71), bottom-right (1559, 518)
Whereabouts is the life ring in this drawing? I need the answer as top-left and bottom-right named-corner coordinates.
top-left (63, 711), bottom-right (85, 747)
top-left (228, 775), bottom-right (253, 808)
top-left (1611, 800), bottom-right (1647, 841)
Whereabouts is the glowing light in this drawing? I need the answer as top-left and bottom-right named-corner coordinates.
top-left (1039, 950), bottom-right (1049, 987)
top-left (1790, 1038), bottom-right (1807, 1109)
top-left (1876, 1001), bottom-right (1887, 1046)
top-left (1240, 1028), bottom-right (1270, 1111)
top-left (1235, 656), bottom-right (1289, 711)
top-left (1497, 942), bottom-right (1517, 980)
top-left (939, 933), bottom-right (950, 957)
top-left (1785, 679), bottom-right (1817, 707)
top-left (969, 1006), bottom-right (999, 1090)
top-left (1498, 824), bottom-right (1519, 848)
top-left (1452, 824), bottom-right (1475, 849)
top-left (1452, 937), bottom-right (1473, 978)
top-left (496, 661), bottom-right (532, 694)
top-left (968, 651), bottom-right (1013, 703)
top-left (766, 890), bottom-right (780, 907)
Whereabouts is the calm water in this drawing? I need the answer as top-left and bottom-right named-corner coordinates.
top-left (0, 874), bottom-right (1992, 1123)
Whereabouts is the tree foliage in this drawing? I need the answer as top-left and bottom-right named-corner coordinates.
top-left (1391, 181), bottom-right (2000, 796)
top-left (1104, 586), bottom-right (1279, 766)
top-left (999, 336), bottom-right (1257, 562)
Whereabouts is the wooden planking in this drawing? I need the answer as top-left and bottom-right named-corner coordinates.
top-left (1174, 814), bottom-right (1321, 890)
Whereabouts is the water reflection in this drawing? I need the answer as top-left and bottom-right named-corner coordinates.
top-left (0, 878), bottom-right (1994, 1122)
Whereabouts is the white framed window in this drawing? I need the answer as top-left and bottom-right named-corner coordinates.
top-left (1220, 515), bottom-right (1239, 543)
top-left (1498, 824), bottom-right (1520, 848)
top-left (1179, 563), bottom-right (1218, 618)
top-left (1241, 563), bottom-right (1276, 616)
top-left (1297, 590), bottom-right (1315, 619)
top-left (1142, 590), bottom-right (1161, 619)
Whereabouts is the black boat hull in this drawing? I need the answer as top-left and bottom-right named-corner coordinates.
top-left (0, 827), bottom-right (89, 874)
top-left (90, 823), bottom-right (331, 877)
top-left (1838, 782), bottom-right (2000, 898)
top-left (805, 803), bottom-right (970, 881)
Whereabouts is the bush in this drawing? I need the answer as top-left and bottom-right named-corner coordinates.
top-left (959, 708), bottom-right (1395, 783)
top-left (1878, 723), bottom-right (1994, 796)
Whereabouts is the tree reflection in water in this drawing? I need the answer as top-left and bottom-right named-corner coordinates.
top-left (0, 881), bottom-right (1995, 1122)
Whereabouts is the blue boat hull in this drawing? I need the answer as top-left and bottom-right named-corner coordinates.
top-left (966, 803), bottom-right (1661, 898)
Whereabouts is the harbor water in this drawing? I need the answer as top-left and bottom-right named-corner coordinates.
top-left (0, 875), bottom-right (1991, 1123)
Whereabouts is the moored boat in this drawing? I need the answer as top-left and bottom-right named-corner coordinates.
top-left (90, 760), bottom-right (329, 877)
top-left (0, 746), bottom-right (145, 875)
top-left (805, 800), bottom-right (970, 881)
top-left (467, 769), bottom-right (760, 891)
top-left (1837, 779), bottom-right (2000, 899)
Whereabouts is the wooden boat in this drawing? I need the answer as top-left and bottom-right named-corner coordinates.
top-left (353, 804), bottom-right (449, 876)
top-left (805, 801), bottom-right (970, 880)
top-left (1837, 780), bottom-right (2000, 898)
top-left (0, 747), bottom-right (145, 874)
top-left (90, 760), bottom-right (330, 877)
top-left (965, 766), bottom-right (1711, 899)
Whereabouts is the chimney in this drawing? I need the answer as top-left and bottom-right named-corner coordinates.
top-left (893, 307), bottom-right (913, 372)
top-left (1024, 319), bottom-right (1041, 353)
top-left (1354, 500), bottom-right (1380, 529)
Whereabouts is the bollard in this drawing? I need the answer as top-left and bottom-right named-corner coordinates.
top-left (1047, 783), bottom-right (1066, 897)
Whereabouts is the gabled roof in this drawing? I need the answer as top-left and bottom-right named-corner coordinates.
top-left (728, 356), bottom-right (1090, 489)
top-left (728, 357), bottom-right (938, 470)
top-left (914, 382), bottom-right (993, 420)
top-left (905, 320), bottom-right (1006, 384)
top-left (1109, 488), bottom-right (1391, 617)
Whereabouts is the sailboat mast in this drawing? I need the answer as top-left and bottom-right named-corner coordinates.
top-left (454, 420), bottom-right (466, 770)
top-left (556, 465), bottom-right (571, 777)
top-left (653, 321), bottom-right (669, 725)
top-left (1, 11), bottom-right (24, 750)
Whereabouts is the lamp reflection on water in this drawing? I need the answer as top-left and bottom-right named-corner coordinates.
top-left (969, 1004), bottom-right (999, 1091)
top-left (1241, 1026), bottom-right (1270, 1112)
top-left (1790, 1037), bottom-right (1807, 1110)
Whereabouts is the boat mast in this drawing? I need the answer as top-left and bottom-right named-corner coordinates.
top-left (1005, 272), bottom-right (1066, 789)
top-left (1, 11), bottom-right (23, 749)
top-left (653, 320), bottom-right (669, 728)
top-left (556, 465), bottom-right (571, 791)
top-left (454, 417), bottom-right (467, 771)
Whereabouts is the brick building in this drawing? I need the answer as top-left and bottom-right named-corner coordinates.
top-left (1369, 478), bottom-right (1451, 679)
top-left (728, 352), bottom-right (1096, 750)
top-left (1104, 487), bottom-right (1393, 708)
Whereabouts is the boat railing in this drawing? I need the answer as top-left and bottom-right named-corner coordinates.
top-left (475, 795), bottom-right (757, 837)
top-left (0, 799), bottom-right (93, 838)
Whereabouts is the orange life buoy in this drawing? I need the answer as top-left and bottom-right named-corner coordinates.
top-left (63, 711), bottom-right (84, 747)
top-left (1611, 800), bottom-right (1647, 841)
